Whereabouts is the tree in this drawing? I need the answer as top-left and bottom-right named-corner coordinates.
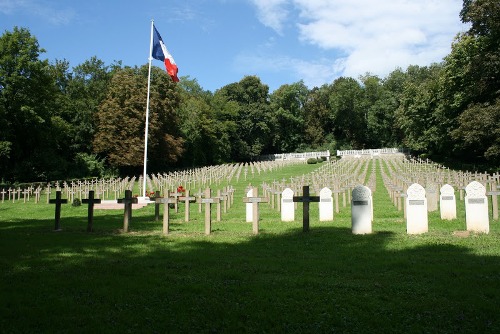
top-left (178, 76), bottom-right (220, 166)
top-left (452, 99), bottom-right (500, 164)
top-left (329, 77), bottom-right (365, 148)
top-left (93, 66), bottom-right (183, 173)
top-left (213, 76), bottom-right (272, 161)
top-left (395, 64), bottom-right (446, 154)
top-left (0, 27), bottom-right (62, 181)
top-left (270, 81), bottom-right (308, 153)
top-left (303, 84), bottom-right (334, 148)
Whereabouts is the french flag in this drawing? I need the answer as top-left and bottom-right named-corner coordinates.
top-left (152, 25), bottom-right (179, 82)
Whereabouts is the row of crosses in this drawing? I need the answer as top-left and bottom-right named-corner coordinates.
top-left (49, 186), bottom-right (321, 234)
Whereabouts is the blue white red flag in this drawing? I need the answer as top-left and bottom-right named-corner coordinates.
top-left (152, 25), bottom-right (179, 82)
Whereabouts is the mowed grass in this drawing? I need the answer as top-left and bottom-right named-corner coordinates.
top-left (1, 160), bottom-right (499, 333)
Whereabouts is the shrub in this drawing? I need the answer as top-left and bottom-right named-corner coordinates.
top-left (307, 158), bottom-right (318, 164)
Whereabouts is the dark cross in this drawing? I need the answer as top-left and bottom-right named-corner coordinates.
top-left (293, 185), bottom-right (320, 232)
top-left (82, 190), bottom-right (101, 232)
top-left (49, 191), bottom-right (68, 231)
top-left (197, 188), bottom-right (220, 235)
top-left (155, 190), bottom-right (177, 235)
top-left (118, 190), bottom-right (138, 232)
top-left (243, 187), bottom-right (269, 235)
top-left (179, 190), bottom-right (196, 222)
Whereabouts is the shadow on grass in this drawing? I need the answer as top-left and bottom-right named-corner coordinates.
top-left (1, 212), bottom-right (499, 334)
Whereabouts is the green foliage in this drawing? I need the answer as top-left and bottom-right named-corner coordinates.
top-left (307, 158), bottom-right (318, 164)
top-left (2, 0), bottom-right (500, 182)
top-left (93, 66), bottom-right (184, 172)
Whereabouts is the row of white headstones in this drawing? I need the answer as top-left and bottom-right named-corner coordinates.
top-left (247, 181), bottom-right (489, 235)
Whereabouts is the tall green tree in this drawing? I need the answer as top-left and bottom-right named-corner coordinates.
top-left (329, 77), bottom-right (365, 148)
top-left (178, 76), bottom-right (220, 166)
top-left (303, 84), bottom-right (334, 148)
top-left (213, 76), bottom-right (272, 161)
top-left (269, 81), bottom-right (308, 153)
top-left (360, 74), bottom-right (396, 148)
top-left (395, 64), bottom-right (445, 154)
top-left (0, 27), bottom-right (62, 181)
top-left (442, 0), bottom-right (500, 163)
top-left (93, 66), bottom-right (184, 173)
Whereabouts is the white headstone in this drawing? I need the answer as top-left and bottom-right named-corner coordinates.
top-left (281, 188), bottom-right (295, 222)
top-left (439, 184), bottom-right (457, 220)
top-left (406, 183), bottom-right (428, 234)
top-left (246, 188), bottom-right (253, 223)
top-left (319, 187), bottom-right (334, 221)
top-left (465, 181), bottom-right (489, 233)
top-left (351, 185), bottom-right (372, 234)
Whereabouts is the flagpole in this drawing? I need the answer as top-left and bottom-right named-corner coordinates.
top-left (142, 19), bottom-right (154, 198)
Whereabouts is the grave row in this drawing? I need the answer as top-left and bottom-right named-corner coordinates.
top-left (0, 160), bottom-right (302, 205)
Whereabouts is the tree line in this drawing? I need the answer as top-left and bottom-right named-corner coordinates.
top-left (0, 0), bottom-right (498, 183)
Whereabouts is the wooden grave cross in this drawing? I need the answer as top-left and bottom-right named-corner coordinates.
top-left (170, 191), bottom-right (183, 213)
top-left (155, 190), bottom-right (177, 235)
top-left (179, 190), bottom-right (196, 222)
top-left (49, 190), bottom-right (68, 231)
top-left (1, 188), bottom-right (5, 203)
top-left (197, 188), bottom-right (220, 235)
top-left (293, 185), bottom-right (320, 232)
top-left (82, 190), bottom-right (102, 232)
top-left (117, 190), bottom-right (138, 233)
top-left (243, 187), bottom-right (269, 235)
top-left (194, 189), bottom-right (204, 213)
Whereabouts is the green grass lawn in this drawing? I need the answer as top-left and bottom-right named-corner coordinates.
top-left (1, 160), bottom-right (499, 333)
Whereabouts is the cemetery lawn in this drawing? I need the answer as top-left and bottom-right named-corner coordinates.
top-left (1, 162), bottom-right (500, 333)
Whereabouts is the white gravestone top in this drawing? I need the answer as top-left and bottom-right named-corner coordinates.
top-left (351, 185), bottom-right (372, 234)
top-left (465, 181), bottom-right (489, 233)
top-left (440, 184), bottom-right (457, 220)
top-left (319, 187), bottom-right (333, 222)
top-left (281, 188), bottom-right (295, 222)
top-left (406, 183), bottom-right (428, 234)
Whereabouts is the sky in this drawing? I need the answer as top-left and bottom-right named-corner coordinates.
top-left (0, 0), bottom-right (468, 92)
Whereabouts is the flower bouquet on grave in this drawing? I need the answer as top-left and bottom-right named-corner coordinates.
top-left (147, 191), bottom-right (156, 200)
top-left (177, 185), bottom-right (185, 194)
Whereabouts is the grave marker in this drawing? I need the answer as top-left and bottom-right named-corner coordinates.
top-left (179, 190), bottom-right (196, 222)
top-left (439, 184), bottom-right (456, 220)
top-left (245, 187), bottom-right (254, 223)
top-left (49, 191), bottom-right (68, 231)
top-left (198, 188), bottom-right (220, 235)
top-left (406, 183), bottom-right (428, 234)
top-left (465, 181), bottom-right (489, 233)
top-left (293, 185), bottom-right (320, 232)
top-left (155, 191), bottom-right (177, 235)
top-left (82, 190), bottom-right (101, 232)
top-left (117, 190), bottom-right (138, 233)
top-left (351, 185), bottom-right (373, 234)
top-left (281, 188), bottom-right (295, 222)
top-left (243, 187), bottom-right (269, 234)
top-left (319, 187), bottom-right (334, 221)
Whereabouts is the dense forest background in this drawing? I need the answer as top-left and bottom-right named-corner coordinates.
top-left (0, 0), bottom-right (498, 183)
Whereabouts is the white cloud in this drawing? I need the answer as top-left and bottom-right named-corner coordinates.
top-left (249, 0), bottom-right (289, 34)
top-left (0, 0), bottom-right (75, 25)
top-left (249, 0), bottom-right (467, 83)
